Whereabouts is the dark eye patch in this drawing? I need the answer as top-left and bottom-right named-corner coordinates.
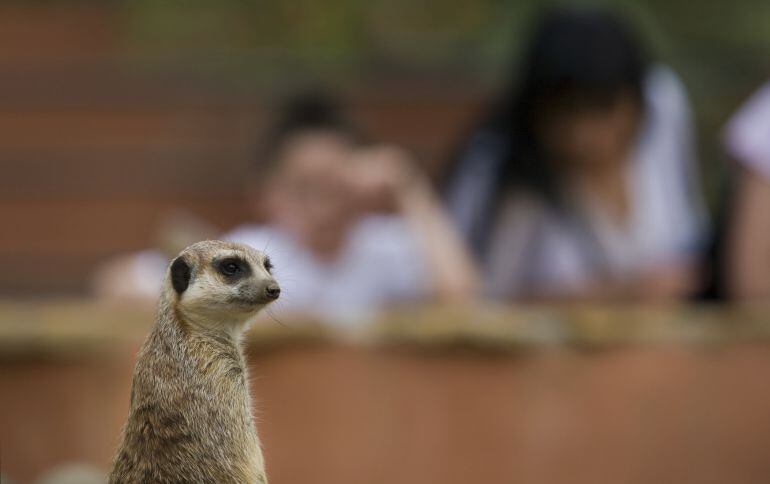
top-left (214, 257), bottom-right (251, 280)
top-left (170, 257), bottom-right (191, 294)
top-left (264, 256), bottom-right (274, 273)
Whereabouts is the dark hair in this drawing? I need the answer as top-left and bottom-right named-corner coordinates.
top-left (489, 6), bottom-right (648, 201)
top-left (255, 91), bottom-right (362, 178)
top-left (444, 6), bottom-right (650, 255)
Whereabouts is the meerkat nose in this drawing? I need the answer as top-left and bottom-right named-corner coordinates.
top-left (264, 283), bottom-right (281, 300)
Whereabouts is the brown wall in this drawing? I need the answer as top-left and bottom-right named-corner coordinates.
top-left (3, 341), bottom-right (770, 484)
top-left (0, 3), bottom-right (483, 296)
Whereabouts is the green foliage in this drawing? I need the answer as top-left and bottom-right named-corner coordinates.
top-left (120, 0), bottom-right (769, 204)
top-left (119, 1), bottom-right (767, 78)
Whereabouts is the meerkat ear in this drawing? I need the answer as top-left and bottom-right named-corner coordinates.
top-left (170, 256), bottom-right (192, 294)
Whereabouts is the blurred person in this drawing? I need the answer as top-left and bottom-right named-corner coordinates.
top-left (91, 210), bottom-right (216, 300)
top-left (723, 81), bottom-right (770, 301)
top-left (445, 7), bottom-right (708, 302)
top-left (225, 94), bottom-right (478, 324)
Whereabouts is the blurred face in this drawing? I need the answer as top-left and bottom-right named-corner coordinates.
top-left (538, 92), bottom-right (641, 173)
top-left (262, 132), bottom-right (358, 259)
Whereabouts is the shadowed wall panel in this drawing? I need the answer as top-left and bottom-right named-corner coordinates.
top-left (3, 342), bottom-right (770, 484)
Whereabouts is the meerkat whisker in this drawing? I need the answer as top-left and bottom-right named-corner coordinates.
top-left (263, 307), bottom-right (287, 328)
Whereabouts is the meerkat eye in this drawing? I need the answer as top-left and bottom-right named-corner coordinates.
top-left (217, 257), bottom-right (248, 277)
top-left (264, 257), bottom-right (273, 273)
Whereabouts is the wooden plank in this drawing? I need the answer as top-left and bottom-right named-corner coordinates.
top-left (0, 109), bottom-right (261, 151)
top-left (0, 4), bottom-right (119, 63)
top-left (0, 148), bottom-right (254, 197)
top-left (0, 198), bottom-right (249, 294)
top-left (0, 198), bottom-right (248, 252)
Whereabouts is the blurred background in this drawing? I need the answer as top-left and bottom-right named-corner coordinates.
top-left (3, 0), bottom-right (769, 295)
top-left (2, 1), bottom-right (770, 483)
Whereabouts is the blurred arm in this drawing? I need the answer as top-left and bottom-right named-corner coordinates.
top-left (395, 174), bottom-right (482, 302)
top-left (352, 146), bottom-right (482, 302)
top-left (618, 65), bottom-right (706, 302)
top-left (521, 263), bottom-right (698, 304)
top-left (726, 167), bottom-right (770, 301)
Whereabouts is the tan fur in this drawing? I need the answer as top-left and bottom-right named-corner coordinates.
top-left (110, 241), bottom-right (278, 483)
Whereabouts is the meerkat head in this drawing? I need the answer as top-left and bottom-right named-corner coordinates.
top-left (166, 240), bottom-right (280, 331)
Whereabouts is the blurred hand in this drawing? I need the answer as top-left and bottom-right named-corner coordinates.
top-left (345, 144), bottom-right (480, 301)
top-left (581, 262), bottom-right (697, 303)
top-left (637, 262), bottom-right (698, 302)
top-left (346, 145), bottom-right (426, 212)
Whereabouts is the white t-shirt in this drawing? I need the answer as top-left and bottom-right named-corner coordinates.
top-left (724, 81), bottom-right (770, 179)
top-left (224, 215), bottom-right (429, 326)
top-left (91, 249), bottom-right (170, 300)
top-left (484, 66), bottom-right (708, 298)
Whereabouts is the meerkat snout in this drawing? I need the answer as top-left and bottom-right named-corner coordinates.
top-left (264, 282), bottom-right (281, 301)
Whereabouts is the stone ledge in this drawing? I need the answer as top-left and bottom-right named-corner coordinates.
top-left (1, 300), bottom-right (768, 360)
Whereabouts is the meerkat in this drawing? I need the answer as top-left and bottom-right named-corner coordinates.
top-left (109, 240), bottom-right (280, 484)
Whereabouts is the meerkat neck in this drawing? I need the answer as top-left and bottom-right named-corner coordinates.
top-left (156, 294), bottom-right (247, 345)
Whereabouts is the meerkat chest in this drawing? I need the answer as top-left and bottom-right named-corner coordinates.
top-left (195, 354), bottom-right (266, 481)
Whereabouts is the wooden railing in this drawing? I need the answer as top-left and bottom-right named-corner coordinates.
top-left (1, 300), bottom-right (768, 357)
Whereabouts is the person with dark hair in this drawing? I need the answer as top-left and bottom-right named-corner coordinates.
top-left (225, 93), bottom-right (479, 323)
top-left (446, 7), bottom-right (708, 301)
